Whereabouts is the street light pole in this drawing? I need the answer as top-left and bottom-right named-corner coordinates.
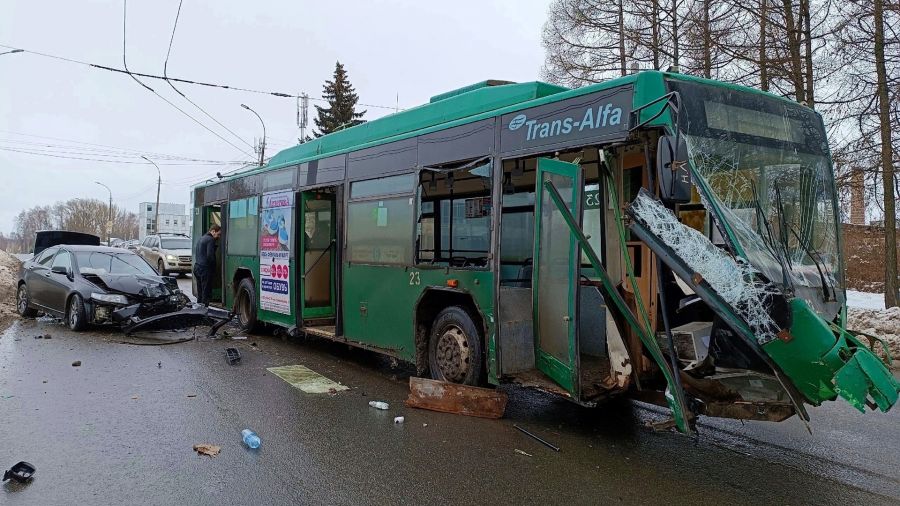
top-left (241, 104), bottom-right (266, 167)
top-left (141, 156), bottom-right (162, 235)
top-left (0, 49), bottom-right (24, 57)
top-left (95, 181), bottom-right (113, 243)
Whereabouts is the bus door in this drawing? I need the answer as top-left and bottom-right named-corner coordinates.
top-left (200, 204), bottom-right (223, 303)
top-left (532, 158), bottom-right (583, 396)
top-left (299, 191), bottom-right (336, 321)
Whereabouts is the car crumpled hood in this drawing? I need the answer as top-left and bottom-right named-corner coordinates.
top-left (88, 273), bottom-right (174, 296)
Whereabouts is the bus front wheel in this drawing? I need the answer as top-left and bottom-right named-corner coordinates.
top-left (235, 278), bottom-right (259, 333)
top-left (428, 306), bottom-right (483, 386)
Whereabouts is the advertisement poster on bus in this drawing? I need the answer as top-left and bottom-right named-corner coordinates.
top-left (259, 191), bottom-right (293, 314)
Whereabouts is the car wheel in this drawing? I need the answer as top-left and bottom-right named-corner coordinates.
top-left (157, 259), bottom-right (167, 276)
top-left (235, 278), bottom-right (259, 333)
top-left (16, 284), bottom-right (38, 318)
top-left (428, 306), bottom-right (484, 386)
top-left (67, 294), bottom-right (87, 331)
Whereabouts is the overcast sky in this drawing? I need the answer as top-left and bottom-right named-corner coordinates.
top-left (0, 0), bottom-right (551, 234)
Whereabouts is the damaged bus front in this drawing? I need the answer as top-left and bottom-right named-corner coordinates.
top-left (620, 75), bottom-right (899, 430)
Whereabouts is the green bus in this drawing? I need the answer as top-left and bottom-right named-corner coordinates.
top-left (192, 71), bottom-right (898, 433)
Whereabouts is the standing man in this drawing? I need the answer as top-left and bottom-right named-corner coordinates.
top-left (193, 224), bottom-right (221, 305)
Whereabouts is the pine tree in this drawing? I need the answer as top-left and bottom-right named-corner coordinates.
top-left (313, 61), bottom-right (366, 137)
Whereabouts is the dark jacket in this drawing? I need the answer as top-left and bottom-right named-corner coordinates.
top-left (194, 233), bottom-right (217, 268)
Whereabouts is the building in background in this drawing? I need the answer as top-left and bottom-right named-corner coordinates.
top-left (138, 202), bottom-right (191, 239)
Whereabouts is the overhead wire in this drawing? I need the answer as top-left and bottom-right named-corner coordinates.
top-left (0, 42), bottom-right (402, 110)
top-left (163, 0), bottom-right (255, 151)
top-left (0, 145), bottom-right (246, 166)
top-left (0, 138), bottom-right (241, 163)
top-left (0, 129), bottom-right (243, 162)
top-left (121, 0), bottom-right (255, 160)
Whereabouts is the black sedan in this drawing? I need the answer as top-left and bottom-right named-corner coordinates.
top-left (16, 245), bottom-right (191, 331)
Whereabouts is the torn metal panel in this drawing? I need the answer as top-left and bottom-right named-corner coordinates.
top-left (405, 377), bottom-right (508, 419)
top-left (121, 304), bottom-right (233, 335)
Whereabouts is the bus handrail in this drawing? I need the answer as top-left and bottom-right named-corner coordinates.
top-left (304, 240), bottom-right (335, 277)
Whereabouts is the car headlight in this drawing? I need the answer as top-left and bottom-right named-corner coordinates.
top-left (166, 254), bottom-right (178, 262)
top-left (91, 293), bottom-right (129, 305)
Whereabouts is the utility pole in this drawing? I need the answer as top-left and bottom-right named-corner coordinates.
top-left (141, 156), bottom-right (162, 234)
top-left (95, 181), bottom-right (113, 243)
top-left (241, 104), bottom-right (266, 167)
top-left (299, 93), bottom-right (309, 143)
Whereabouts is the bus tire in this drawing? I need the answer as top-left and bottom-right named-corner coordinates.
top-left (235, 278), bottom-right (259, 333)
top-left (428, 306), bottom-right (484, 386)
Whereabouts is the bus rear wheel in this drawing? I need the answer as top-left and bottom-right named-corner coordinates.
top-left (235, 278), bottom-right (259, 333)
top-left (428, 306), bottom-right (483, 386)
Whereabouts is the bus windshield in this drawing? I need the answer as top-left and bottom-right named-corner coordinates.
top-left (668, 79), bottom-right (844, 318)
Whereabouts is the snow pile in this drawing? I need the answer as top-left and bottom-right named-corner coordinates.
top-left (0, 250), bottom-right (21, 329)
top-left (630, 193), bottom-right (780, 344)
top-left (847, 305), bottom-right (900, 369)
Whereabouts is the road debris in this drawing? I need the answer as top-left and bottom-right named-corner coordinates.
top-left (225, 347), bottom-right (241, 365)
top-left (405, 377), bottom-right (508, 419)
top-left (3, 461), bottom-right (36, 483)
top-left (186, 394), bottom-right (197, 398)
top-left (393, 416), bottom-right (405, 424)
top-left (157, 362), bottom-right (162, 369)
top-left (241, 429), bottom-right (261, 449)
top-left (130, 395), bottom-right (140, 400)
top-left (71, 360), bottom-right (82, 367)
top-left (368, 401), bottom-right (389, 410)
top-left (267, 364), bottom-right (349, 394)
top-left (514, 449), bottom-right (533, 457)
top-left (513, 424), bottom-right (560, 452)
top-left (192, 444), bottom-right (221, 457)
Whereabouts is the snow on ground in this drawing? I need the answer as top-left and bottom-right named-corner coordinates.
top-left (845, 290), bottom-right (900, 369)
top-left (846, 290), bottom-right (885, 310)
top-left (0, 250), bottom-right (21, 331)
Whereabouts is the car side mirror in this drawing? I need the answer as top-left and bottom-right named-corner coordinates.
top-left (152, 247), bottom-right (159, 252)
top-left (51, 265), bottom-right (69, 275)
top-left (656, 135), bottom-right (692, 204)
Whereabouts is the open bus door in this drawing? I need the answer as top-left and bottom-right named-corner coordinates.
top-left (532, 158), bottom-right (582, 396)
top-left (299, 190), bottom-right (336, 322)
top-left (197, 204), bottom-right (223, 303)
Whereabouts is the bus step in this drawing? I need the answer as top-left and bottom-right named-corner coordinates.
top-left (304, 326), bottom-right (336, 339)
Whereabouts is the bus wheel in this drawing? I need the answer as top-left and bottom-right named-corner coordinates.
top-left (235, 278), bottom-right (259, 333)
top-left (428, 306), bottom-right (483, 386)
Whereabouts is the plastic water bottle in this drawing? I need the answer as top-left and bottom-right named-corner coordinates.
top-left (241, 429), bottom-right (261, 449)
top-left (368, 400), bottom-right (389, 410)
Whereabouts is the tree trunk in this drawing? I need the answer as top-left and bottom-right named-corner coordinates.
top-left (782, 0), bottom-right (806, 103)
top-left (702, 0), bottom-right (711, 78)
top-left (800, 0), bottom-right (815, 108)
top-left (619, 0), bottom-right (627, 76)
top-left (652, 0), bottom-right (661, 69)
top-left (671, 0), bottom-right (680, 69)
top-left (874, 0), bottom-right (898, 307)
top-left (760, 0), bottom-right (769, 90)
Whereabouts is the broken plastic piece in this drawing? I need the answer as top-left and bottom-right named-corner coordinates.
top-left (225, 348), bottom-right (241, 365)
top-left (368, 400), bottom-right (389, 410)
top-left (3, 462), bottom-right (36, 483)
top-left (393, 416), bottom-right (405, 424)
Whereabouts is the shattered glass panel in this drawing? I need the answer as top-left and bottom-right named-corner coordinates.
top-left (669, 79), bottom-right (844, 319)
top-left (631, 193), bottom-right (779, 344)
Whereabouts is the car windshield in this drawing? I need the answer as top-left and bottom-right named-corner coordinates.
top-left (75, 251), bottom-right (157, 276)
top-left (161, 238), bottom-right (192, 250)
top-left (669, 79), bottom-right (843, 318)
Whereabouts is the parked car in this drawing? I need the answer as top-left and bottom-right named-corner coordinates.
top-left (137, 233), bottom-right (193, 276)
top-left (16, 244), bottom-right (190, 331)
top-left (125, 239), bottom-right (140, 252)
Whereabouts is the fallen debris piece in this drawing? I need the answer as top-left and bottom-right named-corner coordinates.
top-left (130, 395), bottom-right (140, 400)
top-left (71, 360), bottom-right (81, 367)
top-left (192, 444), bottom-right (221, 457)
top-left (186, 394), bottom-right (197, 398)
top-left (225, 348), bottom-right (241, 365)
top-left (3, 461), bottom-right (36, 483)
top-left (43, 334), bottom-right (51, 339)
top-left (369, 400), bottom-right (389, 410)
top-left (393, 416), bottom-right (405, 424)
top-left (405, 377), bottom-right (508, 419)
top-left (514, 449), bottom-right (533, 457)
top-left (230, 335), bottom-right (247, 340)
top-left (267, 365), bottom-right (350, 394)
top-left (157, 362), bottom-right (162, 369)
top-left (513, 424), bottom-right (560, 452)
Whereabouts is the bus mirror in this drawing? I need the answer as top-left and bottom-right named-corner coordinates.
top-left (656, 135), bottom-right (692, 204)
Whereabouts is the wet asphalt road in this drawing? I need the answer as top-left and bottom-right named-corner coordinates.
top-left (1, 309), bottom-right (899, 505)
